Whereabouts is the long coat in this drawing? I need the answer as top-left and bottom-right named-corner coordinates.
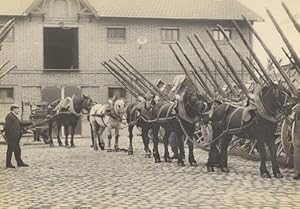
top-left (3, 112), bottom-right (23, 142)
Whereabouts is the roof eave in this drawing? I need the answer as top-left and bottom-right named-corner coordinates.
top-left (96, 15), bottom-right (264, 22)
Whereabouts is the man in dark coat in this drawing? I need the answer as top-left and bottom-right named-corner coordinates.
top-left (4, 104), bottom-right (29, 168)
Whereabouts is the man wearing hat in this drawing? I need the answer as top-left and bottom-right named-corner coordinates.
top-left (3, 104), bottom-right (29, 168)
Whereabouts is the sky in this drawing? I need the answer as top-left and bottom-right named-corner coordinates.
top-left (237, 0), bottom-right (300, 66)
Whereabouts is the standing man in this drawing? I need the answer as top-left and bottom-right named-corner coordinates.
top-left (293, 109), bottom-right (300, 180)
top-left (4, 104), bottom-right (29, 168)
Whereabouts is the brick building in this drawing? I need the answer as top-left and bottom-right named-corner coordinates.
top-left (0, 0), bottom-right (261, 136)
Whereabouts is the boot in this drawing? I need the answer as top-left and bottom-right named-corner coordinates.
top-left (6, 151), bottom-right (14, 168)
top-left (293, 171), bottom-right (300, 180)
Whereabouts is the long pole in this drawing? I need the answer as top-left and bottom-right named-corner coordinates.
top-left (169, 44), bottom-right (202, 95)
top-left (187, 36), bottom-right (226, 97)
top-left (175, 41), bottom-right (214, 98)
top-left (194, 34), bottom-right (239, 97)
top-left (217, 25), bottom-right (262, 86)
top-left (205, 28), bottom-right (250, 96)
top-left (232, 20), bottom-right (272, 84)
top-left (243, 15), bottom-right (298, 96)
top-left (118, 55), bottom-right (164, 96)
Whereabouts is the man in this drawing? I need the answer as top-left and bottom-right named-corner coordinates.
top-left (293, 110), bottom-right (300, 180)
top-left (4, 104), bottom-right (29, 168)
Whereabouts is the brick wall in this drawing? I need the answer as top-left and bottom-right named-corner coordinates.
top-left (0, 15), bottom-right (253, 136)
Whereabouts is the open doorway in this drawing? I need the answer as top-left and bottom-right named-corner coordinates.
top-left (44, 27), bottom-right (79, 69)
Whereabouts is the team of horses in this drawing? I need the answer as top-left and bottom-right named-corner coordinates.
top-left (45, 81), bottom-right (295, 178)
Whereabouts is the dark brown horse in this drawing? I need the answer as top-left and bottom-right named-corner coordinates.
top-left (47, 95), bottom-right (93, 147)
top-left (126, 95), bottom-right (157, 156)
top-left (207, 83), bottom-right (295, 178)
top-left (151, 89), bottom-right (211, 166)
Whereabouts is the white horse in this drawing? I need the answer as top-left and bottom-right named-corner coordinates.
top-left (89, 98), bottom-right (127, 151)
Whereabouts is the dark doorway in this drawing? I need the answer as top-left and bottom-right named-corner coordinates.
top-left (44, 27), bottom-right (79, 69)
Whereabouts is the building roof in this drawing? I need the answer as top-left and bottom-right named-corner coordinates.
top-left (88, 0), bottom-right (263, 21)
top-left (0, 0), bottom-right (34, 16)
top-left (0, 0), bottom-right (263, 21)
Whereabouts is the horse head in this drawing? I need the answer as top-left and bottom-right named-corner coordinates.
top-left (261, 82), bottom-right (295, 117)
top-left (113, 98), bottom-right (127, 123)
top-left (75, 94), bottom-right (94, 114)
top-left (183, 89), bottom-right (212, 122)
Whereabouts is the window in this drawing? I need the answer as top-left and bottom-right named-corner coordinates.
top-left (108, 87), bottom-right (126, 99)
top-left (107, 27), bottom-right (126, 40)
top-left (213, 29), bottom-right (231, 41)
top-left (0, 26), bottom-right (14, 41)
top-left (0, 88), bottom-right (14, 102)
top-left (161, 28), bottom-right (179, 43)
top-left (44, 27), bottom-right (79, 70)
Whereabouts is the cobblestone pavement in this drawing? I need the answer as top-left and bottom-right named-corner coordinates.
top-left (0, 133), bottom-right (299, 209)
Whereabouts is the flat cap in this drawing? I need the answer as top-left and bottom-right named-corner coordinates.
top-left (10, 103), bottom-right (20, 110)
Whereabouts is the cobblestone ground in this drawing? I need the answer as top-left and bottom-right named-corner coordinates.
top-left (0, 133), bottom-right (299, 209)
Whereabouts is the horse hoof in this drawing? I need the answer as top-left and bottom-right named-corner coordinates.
top-left (178, 161), bottom-right (185, 166)
top-left (107, 148), bottom-right (112, 152)
top-left (274, 173), bottom-right (283, 178)
top-left (71, 144), bottom-right (75, 148)
top-left (100, 144), bottom-right (105, 150)
top-left (155, 158), bottom-right (161, 163)
top-left (90, 145), bottom-right (94, 148)
top-left (164, 158), bottom-right (172, 163)
top-left (261, 173), bottom-right (271, 178)
top-left (171, 155), bottom-right (178, 160)
top-left (207, 167), bottom-right (214, 172)
top-left (115, 148), bottom-right (120, 152)
top-left (145, 153), bottom-right (151, 158)
top-left (189, 161), bottom-right (198, 166)
top-left (59, 143), bottom-right (63, 147)
top-left (220, 167), bottom-right (230, 173)
top-left (128, 151), bottom-right (133, 155)
top-left (94, 146), bottom-right (98, 151)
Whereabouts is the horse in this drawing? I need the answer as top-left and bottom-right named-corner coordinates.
top-left (207, 82), bottom-right (295, 178)
top-left (47, 94), bottom-right (93, 147)
top-left (89, 98), bottom-right (127, 151)
top-left (126, 95), bottom-right (157, 156)
top-left (151, 88), bottom-right (211, 166)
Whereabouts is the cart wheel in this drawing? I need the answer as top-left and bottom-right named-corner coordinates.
top-left (192, 122), bottom-right (212, 151)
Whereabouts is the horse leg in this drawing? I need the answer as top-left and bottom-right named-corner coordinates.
top-left (207, 129), bottom-right (222, 172)
top-left (152, 125), bottom-right (161, 163)
top-left (170, 132), bottom-right (178, 159)
top-left (219, 136), bottom-right (232, 173)
top-left (98, 127), bottom-right (106, 150)
top-left (64, 126), bottom-right (70, 148)
top-left (266, 137), bottom-right (283, 178)
top-left (57, 122), bottom-right (63, 146)
top-left (257, 139), bottom-right (271, 178)
top-left (128, 125), bottom-right (134, 155)
top-left (163, 129), bottom-right (171, 162)
top-left (142, 127), bottom-right (151, 158)
top-left (114, 128), bottom-right (120, 152)
top-left (107, 127), bottom-right (112, 152)
top-left (70, 124), bottom-right (76, 148)
top-left (90, 122), bottom-right (94, 148)
top-left (187, 138), bottom-right (197, 166)
top-left (91, 122), bottom-right (99, 150)
top-left (48, 121), bottom-right (54, 147)
top-left (177, 133), bottom-right (185, 166)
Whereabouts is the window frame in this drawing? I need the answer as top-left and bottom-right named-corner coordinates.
top-left (0, 87), bottom-right (14, 103)
top-left (107, 86), bottom-right (127, 99)
top-left (161, 27), bottom-right (179, 44)
top-left (106, 26), bottom-right (127, 43)
top-left (213, 28), bottom-right (232, 41)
